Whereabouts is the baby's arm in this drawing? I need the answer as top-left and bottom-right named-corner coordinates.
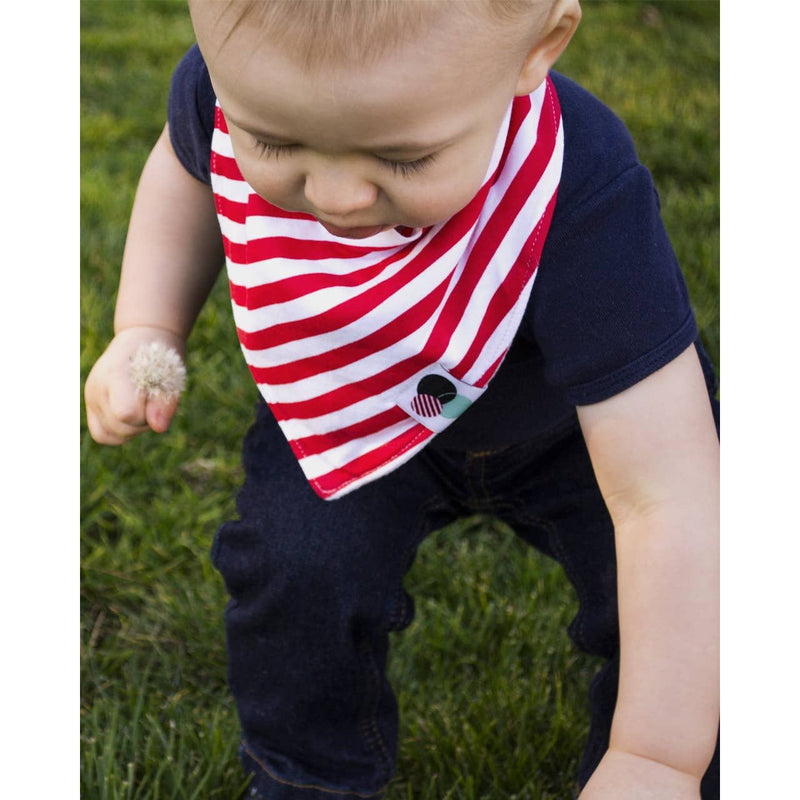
top-left (85, 124), bottom-right (224, 445)
top-left (575, 345), bottom-right (719, 799)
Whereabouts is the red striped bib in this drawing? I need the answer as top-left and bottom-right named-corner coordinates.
top-left (210, 78), bottom-right (563, 499)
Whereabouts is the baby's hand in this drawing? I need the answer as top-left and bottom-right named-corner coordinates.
top-left (85, 327), bottom-right (186, 445)
top-left (578, 749), bottom-right (701, 800)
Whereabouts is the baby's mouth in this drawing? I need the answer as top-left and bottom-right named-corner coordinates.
top-left (318, 221), bottom-right (390, 239)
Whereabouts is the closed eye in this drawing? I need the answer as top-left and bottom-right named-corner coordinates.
top-left (377, 153), bottom-right (437, 178)
top-left (251, 137), bottom-right (437, 178)
top-left (252, 139), bottom-right (297, 160)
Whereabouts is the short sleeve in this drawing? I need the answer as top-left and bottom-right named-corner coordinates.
top-left (525, 73), bottom-right (698, 406)
top-left (167, 43), bottom-right (216, 185)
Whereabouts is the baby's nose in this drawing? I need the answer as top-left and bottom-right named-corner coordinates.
top-left (304, 163), bottom-right (378, 217)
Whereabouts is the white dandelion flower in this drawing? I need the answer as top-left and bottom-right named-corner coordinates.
top-left (129, 341), bottom-right (186, 400)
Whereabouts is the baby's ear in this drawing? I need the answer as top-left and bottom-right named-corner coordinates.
top-left (516, 0), bottom-right (582, 95)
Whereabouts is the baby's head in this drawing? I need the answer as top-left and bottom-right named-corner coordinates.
top-left (189, 0), bottom-right (580, 237)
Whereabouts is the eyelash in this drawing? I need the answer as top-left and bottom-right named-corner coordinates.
top-left (252, 140), bottom-right (296, 160)
top-left (251, 139), bottom-right (436, 178)
top-left (382, 154), bottom-right (437, 178)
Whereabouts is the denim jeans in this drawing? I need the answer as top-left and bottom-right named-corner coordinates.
top-left (212, 394), bottom-right (720, 799)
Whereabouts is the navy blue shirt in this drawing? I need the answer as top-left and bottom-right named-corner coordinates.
top-left (167, 44), bottom-right (714, 448)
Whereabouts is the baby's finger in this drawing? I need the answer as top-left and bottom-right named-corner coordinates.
top-left (107, 380), bottom-right (148, 430)
top-left (86, 404), bottom-right (148, 445)
top-left (145, 394), bottom-right (180, 434)
top-left (86, 406), bottom-right (121, 445)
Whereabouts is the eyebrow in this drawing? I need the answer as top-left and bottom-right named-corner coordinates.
top-left (226, 116), bottom-right (455, 157)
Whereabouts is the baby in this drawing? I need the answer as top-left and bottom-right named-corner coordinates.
top-left (85, 1), bottom-right (720, 798)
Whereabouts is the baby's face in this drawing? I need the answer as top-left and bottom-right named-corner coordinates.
top-left (192, 6), bottom-right (530, 238)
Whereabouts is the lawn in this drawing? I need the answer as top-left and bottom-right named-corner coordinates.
top-left (80, 2), bottom-right (719, 798)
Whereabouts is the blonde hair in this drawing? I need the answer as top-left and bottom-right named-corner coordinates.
top-left (202, 0), bottom-right (548, 71)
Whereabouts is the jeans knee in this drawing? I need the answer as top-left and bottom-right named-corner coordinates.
top-left (212, 511), bottom-right (404, 630)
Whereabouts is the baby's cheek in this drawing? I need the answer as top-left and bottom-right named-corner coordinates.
top-left (400, 174), bottom-right (486, 228)
top-left (233, 154), bottom-right (300, 210)
top-left (250, 174), bottom-right (304, 212)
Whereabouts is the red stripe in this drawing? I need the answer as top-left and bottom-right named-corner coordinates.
top-left (289, 406), bottom-right (407, 458)
top-left (247, 194), bottom-right (321, 221)
top-left (499, 93), bottom-right (531, 174)
top-left (216, 194), bottom-right (248, 224)
top-left (411, 394), bottom-right (441, 417)
top-left (221, 234), bottom-right (246, 264)
top-left (229, 278), bottom-right (246, 306)
top-left (234, 244), bottom-right (411, 310)
top-left (211, 151), bottom-right (244, 181)
top-left (216, 106), bottom-right (228, 133)
top-left (308, 425), bottom-right (432, 498)
top-left (243, 234), bottom-right (401, 263)
top-left (223, 233), bottom-right (392, 265)
top-left (247, 275), bottom-right (449, 384)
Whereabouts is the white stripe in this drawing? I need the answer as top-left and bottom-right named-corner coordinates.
top-left (246, 213), bottom-right (425, 248)
top-left (479, 101), bottom-right (513, 184)
top-left (308, 434), bottom-right (431, 498)
top-left (212, 128), bottom-right (235, 158)
top-left (218, 216), bottom-right (248, 245)
top-left (460, 275), bottom-right (537, 386)
top-left (210, 172), bottom-right (251, 204)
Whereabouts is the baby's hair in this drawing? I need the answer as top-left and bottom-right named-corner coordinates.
top-left (207, 0), bottom-right (549, 71)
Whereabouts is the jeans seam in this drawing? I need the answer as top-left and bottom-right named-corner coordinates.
top-left (478, 453), bottom-right (491, 504)
top-left (507, 502), bottom-right (591, 650)
top-left (358, 638), bottom-right (393, 781)
top-left (465, 452), bottom-right (493, 507)
top-left (394, 495), bottom-right (452, 608)
top-left (387, 583), bottom-right (406, 630)
top-left (241, 739), bottom-right (388, 798)
top-left (549, 524), bottom-right (590, 650)
top-left (357, 493), bottom-right (447, 784)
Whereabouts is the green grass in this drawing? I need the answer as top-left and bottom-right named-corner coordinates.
top-left (80, 2), bottom-right (719, 798)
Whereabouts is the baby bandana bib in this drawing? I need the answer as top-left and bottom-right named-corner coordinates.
top-left (210, 77), bottom-right (564, 499)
